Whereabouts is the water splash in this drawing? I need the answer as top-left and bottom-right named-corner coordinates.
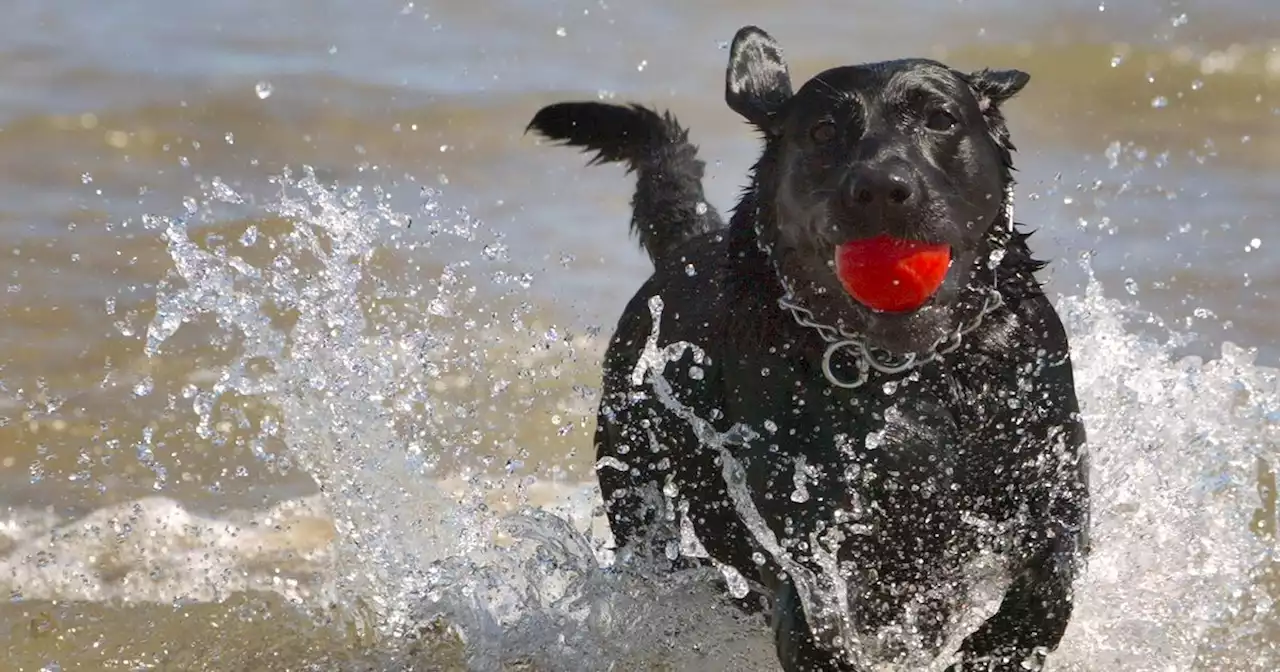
top-left (629, 293), bottom-right (872, 664)
top-left (4, 166), bottom-right (1276, 670)
top-left (145, 170), bottom-right (457, 628)
top-left (626, 294), bottom-right (1015, 670)
top-left (125, 166), bottom-right (778, 670)
top-left (1050, 264), bottom-right (1276, 670)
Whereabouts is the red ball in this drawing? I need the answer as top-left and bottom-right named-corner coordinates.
top-left (835, 235), bottom-right (952, 313)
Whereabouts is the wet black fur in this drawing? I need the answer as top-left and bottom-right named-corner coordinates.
top-left (527, 25), bottom-right (1089, 672)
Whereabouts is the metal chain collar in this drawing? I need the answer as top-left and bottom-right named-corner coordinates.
top-left (779, 280), bottom-right (1004, 389)
top-left (753, 189), bottom-right (1014, 389)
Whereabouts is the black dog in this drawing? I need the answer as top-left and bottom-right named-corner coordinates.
top-left (527, 25), bottom-right (1089, 671)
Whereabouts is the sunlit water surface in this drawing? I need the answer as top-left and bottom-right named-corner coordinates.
top-left (1, 1), bottom-right (1279, 670)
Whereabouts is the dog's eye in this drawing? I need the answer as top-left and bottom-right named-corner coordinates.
top-left (809, 121), bottom-right (837, 143)
top-left (925, 109), bottom-right (958, 132)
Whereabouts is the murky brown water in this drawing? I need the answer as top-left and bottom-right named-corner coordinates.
top-left (1, 0), bottom-right (1278, 669)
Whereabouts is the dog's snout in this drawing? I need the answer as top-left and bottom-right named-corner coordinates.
top-left (843, 163), bottom-right (919, 212)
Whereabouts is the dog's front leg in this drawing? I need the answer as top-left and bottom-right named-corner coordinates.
top-left (949, 446), bottom-right (1089, 671)
top-left (948, 529), bottom-right (1078, 670)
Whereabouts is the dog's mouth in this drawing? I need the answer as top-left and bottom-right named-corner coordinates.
top-left (833, 235), bottom-right (953, 313)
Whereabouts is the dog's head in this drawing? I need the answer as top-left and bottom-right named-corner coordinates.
top-left (727, 26), bottom-right (1029, 355)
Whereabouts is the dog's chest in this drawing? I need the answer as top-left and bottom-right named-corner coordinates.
top-left (720, 351), bottom-right (1027, 522)
top-left (727, 366), bottom-right (940, 496)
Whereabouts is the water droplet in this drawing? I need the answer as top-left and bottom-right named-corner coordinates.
top-left (210, 177), bottom-right (244, 204)
top-left (596, 456), bottom-right (630, 472)
top-left (1171, 13), bottom-right (1188, 27)
top-left (719, 564), bottom-right (751, 598)
top-left (224, 132), bottom-right (234, 145)
top-left (685, 264), bottom-right (697, 276)
top-left (81, 172), bottom-right (93, 184)
top-left (427, 297), bottom-right (451, 317)
top-left (1151, 96), bottom-right (1169, 109)
top-left (1105, 140), bottom-right (1123, 169)
top-left (1250, 238), bottom-right (1262, 250)
top-left (637, 59), bottom-right (648, 72)
top-left (986, 248), bottom-right (1006, 269)
top-left (1110, 54), bottom-right (1124, 67)
top-left (688, 365), bottom-right (704, 380)
top-left (481, 243), bottom-right (507, 261)
top-left (555, 26), bottom-right (567, 37)
top-left (1191, 79), bottom-right (1204, 91)
top-left (254, 81), bottom-right (274, 99)
top-left (133, 377), bottom-right (154, 397)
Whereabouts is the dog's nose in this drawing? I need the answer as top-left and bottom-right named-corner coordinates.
top-left (842, 163), bottom-right (918, 212)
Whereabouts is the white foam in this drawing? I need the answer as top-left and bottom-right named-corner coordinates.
top-left (1050, 273), bottom-right (1275, 670)
top-left (1, 495), bottom-right (335, 605)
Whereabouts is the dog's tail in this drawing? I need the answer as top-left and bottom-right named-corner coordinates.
top-left (526, 102), bottom-right (723, 265)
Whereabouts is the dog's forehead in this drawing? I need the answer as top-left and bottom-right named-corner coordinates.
top-left (797, 59), bottom-right (968, 102)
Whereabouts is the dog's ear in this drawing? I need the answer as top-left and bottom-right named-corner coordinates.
top-left (725, 26), bottom-right (793, 132)
top-left (968, 68), bottom-right (1030, 111)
